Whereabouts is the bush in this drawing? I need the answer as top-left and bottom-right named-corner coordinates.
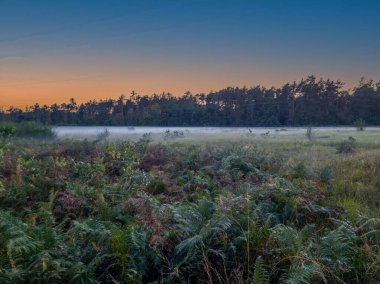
top-left (140, 132), bottom-right (152, 142)
top-left (18, 121), bottom-right (55, 138)
top-left (163, 130), bottom-right (185, 140)
top-left (0, 121), bottom-right (55, 138)
top-left (336, 136), bottom-right (357, 154)
top-left (0, 123), bottom-right (16, 139)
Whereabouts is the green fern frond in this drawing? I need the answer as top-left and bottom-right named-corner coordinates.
top-left (282, 263), bottom-right (326, 284)
top-left (251, 256), bottom-right (270, 284)
top-left (362, 229), bottom-right (380, 240)
top-left (358, 217), bottom-right (380, 232)
top-left (0, 211), bottom-right (41, 268)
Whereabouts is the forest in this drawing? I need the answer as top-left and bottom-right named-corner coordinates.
top-left (2, 76), bottom-right (380, 126)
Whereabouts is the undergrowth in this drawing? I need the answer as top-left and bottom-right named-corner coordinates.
top-left (0, 137), bottom-right (379, 283)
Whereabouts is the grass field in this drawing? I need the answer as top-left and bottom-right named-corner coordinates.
top-left (0, 128), bottom-right (379, 283)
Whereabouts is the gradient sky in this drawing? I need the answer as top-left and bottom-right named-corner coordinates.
top-left (1, 0), bottom-right (380, 108)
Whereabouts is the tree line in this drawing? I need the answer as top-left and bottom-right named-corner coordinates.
top-left (1, 76), bottom-right (380, 126)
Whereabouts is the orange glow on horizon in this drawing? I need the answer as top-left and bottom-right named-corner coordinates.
top-left (0, 65), bottom-right (287, 109)
top-left (0, 78), bottom-right (225, 109)
top-left (0, 58), bottom-right (364, 110)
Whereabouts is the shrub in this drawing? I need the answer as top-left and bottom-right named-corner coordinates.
top-left (140, 132), bottom-right (152, 142)
top-left (336, 136), bottom-right (357, 154)
top-left (1, 121), bottom-right (55, 138)
top-left (163, 130), bottom-right (185, 140)
top-left (0, 123), bottom-right (16, 139)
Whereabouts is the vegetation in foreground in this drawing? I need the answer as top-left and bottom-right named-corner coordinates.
top-left (0, 132), bottom-right (379, 283)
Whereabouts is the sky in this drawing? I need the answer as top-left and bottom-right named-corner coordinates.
top-left (0, 0), bottom-right (380, 109)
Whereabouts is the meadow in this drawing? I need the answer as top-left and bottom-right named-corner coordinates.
top-left (0, 123), bottom-right (379, 283)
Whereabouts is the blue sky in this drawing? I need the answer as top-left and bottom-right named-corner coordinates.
top-left (1, 0), bottom-right (379, 107)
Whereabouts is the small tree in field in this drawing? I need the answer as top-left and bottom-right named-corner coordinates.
top-left (306, 126), bottom-right (313, 141)
top-left (354, 118), bottom-right (366, 131)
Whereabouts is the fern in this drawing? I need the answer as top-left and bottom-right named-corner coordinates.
top-left (358, 216), bottom-right (380, 230)
top-left (126, 226), bottom-right (158, 282)
top-left (270, 225), bottom-right (314, 257)
top-left (252, 256), bottom-right (270, 284)
top-left (0, 211), bottom-right (41, 268)
top-left (174, 234), bottom-right (205, 266)
top-left (319, 229), bottom-right (354, 272)
top-left (282, 263), bottom-right (326, 284)
top-left (111, 227), bottom-right (141, 283)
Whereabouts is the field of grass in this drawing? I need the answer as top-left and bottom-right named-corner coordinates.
top-left (0, 127), bottom-right (379, 283)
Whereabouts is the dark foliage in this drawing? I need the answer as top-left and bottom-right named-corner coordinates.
top-left (0, 138), bottom-right (379, 283)
top-left (2, 76), bottom-right (380, 126)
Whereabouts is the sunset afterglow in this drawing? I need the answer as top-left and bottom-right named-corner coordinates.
top-left (1, 0), bottom-right (380, 108)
